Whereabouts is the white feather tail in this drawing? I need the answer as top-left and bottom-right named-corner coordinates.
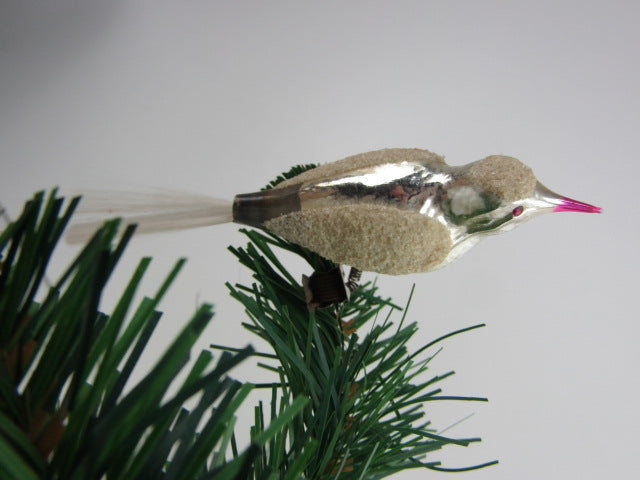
top-left (66, 190), bottom-right (233, 244)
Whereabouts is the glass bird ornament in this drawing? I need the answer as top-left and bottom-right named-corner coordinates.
top-left (68, 148), bottom-right (601, 275)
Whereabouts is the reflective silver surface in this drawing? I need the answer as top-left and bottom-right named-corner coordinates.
top-left (233, 153), bottom-right (600, 272)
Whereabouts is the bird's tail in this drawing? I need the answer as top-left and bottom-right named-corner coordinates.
top-left (65, 189), bottom-right (233, 244)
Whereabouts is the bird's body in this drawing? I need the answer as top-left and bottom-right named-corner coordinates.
top-left (232, 148), bottom-right (599, 274)
top-left (68, 148), bottom-right (600, 275)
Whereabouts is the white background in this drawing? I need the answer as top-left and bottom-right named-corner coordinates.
top-left (1, 1), bottom-right (638, 479)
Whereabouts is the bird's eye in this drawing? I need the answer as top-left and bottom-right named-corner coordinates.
top-left (512, 206), bottom-right (524, 217)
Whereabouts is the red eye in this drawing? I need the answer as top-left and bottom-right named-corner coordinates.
top-left (512, 206), bottom-right (524, 217)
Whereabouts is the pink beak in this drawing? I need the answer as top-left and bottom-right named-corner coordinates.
top-left (553, 196), bottom-right (602, 214)
top-left (534, 183), bottom-right (602, 214)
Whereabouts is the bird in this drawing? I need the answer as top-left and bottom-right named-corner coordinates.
top-left (67, 148), bottom-right (601, 275)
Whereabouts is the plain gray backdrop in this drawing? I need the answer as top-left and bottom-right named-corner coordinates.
top-left (1, 1), bottom-right (638, 479)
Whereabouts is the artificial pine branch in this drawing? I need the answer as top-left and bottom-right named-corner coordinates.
top-left (0, 190), bottom-right (301, 480)
top-left (226, 230), bottom-right (496, 479)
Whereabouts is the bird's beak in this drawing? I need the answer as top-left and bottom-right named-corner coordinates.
top-left (534, 183), bottom-right (602, 213)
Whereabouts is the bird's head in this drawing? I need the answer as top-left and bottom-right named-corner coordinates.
top-left (443, 155), bottom-right (601, 238)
